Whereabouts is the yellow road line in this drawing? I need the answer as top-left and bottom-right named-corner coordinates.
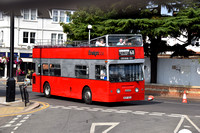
top-left (0, 101), bottom-right (49, 117)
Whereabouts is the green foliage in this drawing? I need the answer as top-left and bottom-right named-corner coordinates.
top-left (61, 3), bottom-right (200, 58)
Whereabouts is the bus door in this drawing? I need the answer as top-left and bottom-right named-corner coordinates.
top-left (32, 63), bottom-right (42, 93)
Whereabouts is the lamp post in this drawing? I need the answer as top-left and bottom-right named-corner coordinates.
top-left (6, 10), bottom-right (16, 102)
top-left (88, 25), bottom-right (92, 45)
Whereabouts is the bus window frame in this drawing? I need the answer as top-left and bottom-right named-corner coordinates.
top-left (42, 63), bottom-right (49, 76)
top-left (95, 65), bottom-right (107, 80)
top-left (75, 65), bottom-right (89, 79)
top-left (49, 63), bottom-right (61, 77)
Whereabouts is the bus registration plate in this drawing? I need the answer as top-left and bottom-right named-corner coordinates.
top-left (123, 96), bottom-right (132, 99)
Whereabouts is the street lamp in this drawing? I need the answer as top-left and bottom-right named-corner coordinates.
top-left (6, 10), bottom-right (15, 102)
top-left (88, 24), bottom-right (92, 45)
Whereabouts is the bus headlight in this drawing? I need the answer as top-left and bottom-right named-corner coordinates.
top-left (116, 89), bottom-right (121, 94)
top-left (135, 88), bottom-right (139, 93)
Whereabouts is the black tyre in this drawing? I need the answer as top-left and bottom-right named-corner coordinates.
top-left (44, 83), bottom-right (51, 98)
top-left (82, 87), bottom-right (92, 104)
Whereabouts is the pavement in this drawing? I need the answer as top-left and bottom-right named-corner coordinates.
top-left (0, 97), bottom-right (40, 117)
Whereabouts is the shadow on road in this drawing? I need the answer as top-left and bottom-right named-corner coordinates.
top-left (35, 94), bottom-right (162, 107)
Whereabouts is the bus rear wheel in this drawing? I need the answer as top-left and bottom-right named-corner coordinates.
top-left (83, 87), bottom-right (92, 104)
top-left (44, 83), bottom-right (51, 98)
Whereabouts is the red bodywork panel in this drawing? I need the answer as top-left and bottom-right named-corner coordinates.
top-left (32, 47), bottom-right (144, 60)
top-left (32, 46), bottom-right (145, 102)
top-left (32, 74), bottom-right (145, 102)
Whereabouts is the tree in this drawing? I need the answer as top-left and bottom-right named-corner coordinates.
top-left (164, 8), bottom-right (200, 57)
top-left (61, 1), bottom-right (200, 83)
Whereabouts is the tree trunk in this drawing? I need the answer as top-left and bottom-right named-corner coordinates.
top-left (150, 54), bottom-right (158, 83)
top-left (149, 37), bottom-right (161, 83)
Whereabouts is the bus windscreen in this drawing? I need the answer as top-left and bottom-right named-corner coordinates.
top-left (109, 64), bottom-right (143, 82)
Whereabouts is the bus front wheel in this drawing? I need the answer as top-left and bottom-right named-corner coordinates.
top-left (44, 83), bottom-right (51, 98)
top-left (83, 87), bottom-right (92, 104)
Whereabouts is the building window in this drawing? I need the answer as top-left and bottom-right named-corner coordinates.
top-left (50, 64), bottom-right (61, 76)
top-left (75, 65), bottom-right (89, 79)
top-left (51, 33), bottom-right (64, 45)
top-left (31, 9), bottom-right (37, 20)
top-left (51, 33), bottom-right (57, 45)
top-left (52, 10), bottom-right (72, 23)
top-left (60, 11), bottom-right (65, 22)
top-left (58, 34), bottom-right (63, 44)
top-left (30, 32), bottom-right (36, 43)
top-left (0, 11), bottom-right (3, 20)
top-left (0, 30), bottom-right (3, 43)
top-left (23, 9), bottom-right (37, 20)
top-left (23, 32), bottom-right (29, 43)
top-left (52, 10), bottom-right (58, 22)
top-left (23, 32), bottom-right (36, 44)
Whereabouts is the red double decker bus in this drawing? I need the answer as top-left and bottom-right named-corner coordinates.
top-left (32, 34), bottom-right (145, 104)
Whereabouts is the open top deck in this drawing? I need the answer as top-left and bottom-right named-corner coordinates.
top-left (34, 34), bottom-right (143, 48)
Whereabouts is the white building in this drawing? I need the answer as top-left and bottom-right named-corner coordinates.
top-left (0, 8), bottom-right (74, 78)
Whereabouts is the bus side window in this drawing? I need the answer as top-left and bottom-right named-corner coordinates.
top-left (95, 65), bottom-right (107, 80)
top-left (42, 64), bottom-right (49, 75)
top-left (50, 64), bottom-right (61, 76)
top-left (37, 64), bottom-right (41, 74)
top-left (75, 65), bottom-right (89, 79)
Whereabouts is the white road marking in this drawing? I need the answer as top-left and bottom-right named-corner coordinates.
top-left (168, 114), bottom-right (183, 118)
top-left (185, 115), bottom-right (200, 132)
top-left (174, 116), bottom-right (185, 133)
top-left (88, 108), bottom-right (103, 112)
top-left (118, 110), bottom-right (133, 113)
top-left (90, 122), bottom-right (120, 133)
top-left (19, 120), bottom-right (26, 123)
top-left (73, 107), bottom-right (85, 110)
top-left (183, 125), bottom-right (191, 128)
top-left (149, 112), bottom-right (165, 116)
top-left (16, 123), bottom-right (22, 126)
top-left (12, 118), bottom-right (19, 121)
top-left (13, 127), bottom-right (18, 131)
top-left (114, 110), bottom-right (128, 113)
top-left (9, 121), bottom-right (15, 124)
top-left (17, 115), bottom-right (22, 118)
top-left (67, 106), bottom-right (78, 108)
top-left (132, 111), bottom-right (149, 115)
top-left (101, 109), bottom-right (119, 113)
top-left (61, 106), bottom-right (72, 109)
top-left (50, 105), bottom-right (199, 121)
top-left (79, 107), bottom-right (91, 110)
top-left (23, 116), bottom-right (30, 120)
top-left (178, 129), bottom-right (192, 133)
top-left (174, 115), bottom-right (200, 133)
top-left (1, 124), bottom-right (12, 128)
top-left (50, 105), bottom-right (64, 109)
